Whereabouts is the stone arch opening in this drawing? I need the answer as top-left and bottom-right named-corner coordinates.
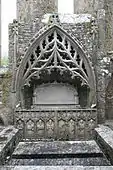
top-left (16, 25), bottom-right (96, 109)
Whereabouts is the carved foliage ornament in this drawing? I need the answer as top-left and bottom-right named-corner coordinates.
top-left (23, 31), bottom-right (89, 85)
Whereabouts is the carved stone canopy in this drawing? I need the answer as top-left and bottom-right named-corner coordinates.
top-left (16, 25), bottom-right (96, 107)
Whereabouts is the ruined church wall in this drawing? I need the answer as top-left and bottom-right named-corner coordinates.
top-left (74, 0), bottom-right (105, 14)
top-left (17, 0), bottom-right (58, 23)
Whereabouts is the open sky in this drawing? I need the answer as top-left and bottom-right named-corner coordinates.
top-left (1, 0), bottom-right (73, 57)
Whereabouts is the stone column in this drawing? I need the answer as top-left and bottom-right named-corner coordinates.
top-left (74, 0), bottom-right (106, 123)
top-left (94, 0), bottom-right (106, 123)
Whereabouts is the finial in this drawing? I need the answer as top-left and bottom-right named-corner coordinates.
top-left (48, 13), bottom-right (61, 25)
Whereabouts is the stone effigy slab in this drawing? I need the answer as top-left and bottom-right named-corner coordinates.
top-left (12, 141), bottom-right (102, 158)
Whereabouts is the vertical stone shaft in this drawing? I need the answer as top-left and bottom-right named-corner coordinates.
top-left (105, 0), bottom-right (113, 52)
top-left (105, 0), bottom-right (113, 119)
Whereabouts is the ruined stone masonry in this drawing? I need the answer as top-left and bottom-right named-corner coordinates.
top-left (0, 0), bottom-right (113, 169)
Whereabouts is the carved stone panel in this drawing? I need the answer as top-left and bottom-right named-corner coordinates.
top-left (26, 119), bottom-right (35, 139)
top-left (36, 119), bottom-right (45, 139)
top-left (46, 119), bottom-right (54, 139)
top-left (15, 109), bottom-right (97, 140)
top-left (69, 119), bottom-right (75, 140)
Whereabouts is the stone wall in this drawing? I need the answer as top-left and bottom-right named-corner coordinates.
top-left (0, 70), bottom-right (13, 125)
top-left (0, 73), bottom-right (3, 103)
top-left (17, 0), bottom-right (58, 23)
top-left (74, 0), bottom-right (105, 14)
top-left (74, 0), bottom-right (94, 14)
top-left (73, 0), bottom-right (113, 122)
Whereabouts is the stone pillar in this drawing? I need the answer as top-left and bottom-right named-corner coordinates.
top-left (94, 1), bottom-right (106, 123)
top-left (17, 0), bottom-right (58, 23)
top-left (74, 0), bottom-right (106, 123)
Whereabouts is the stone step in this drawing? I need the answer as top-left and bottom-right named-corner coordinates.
top-left (9, 140), bottom-right (110, 166)
top-left (1, 166), bottom-right (113, 170)
top-left (12, 140), bottom-right (103, 159)
top-left (8, 157), bottom-right (110, 166)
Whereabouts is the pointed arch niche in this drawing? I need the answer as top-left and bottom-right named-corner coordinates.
top-left (16, 25), bottom-right (96, 109)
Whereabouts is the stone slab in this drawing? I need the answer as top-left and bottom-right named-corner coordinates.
top-left (0, 166), bottom-right (113, 170)
top-left (0, 126), bottom-right (19, 152)
top-left (95, 125), bottom-right (113, 148)
top-left (95, 125), bottom-right (113, 164)
top-left (8, 157), bottom-right (110, 166)
top-left (12, 141), bottom-right (102, 158)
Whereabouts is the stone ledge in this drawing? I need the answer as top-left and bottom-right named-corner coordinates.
top-left (0, 166), bottom-right (113, 170)
top-left (8, 157), bottom-right (110, 166)
top-left (94, 125), bottom-right (113, 164)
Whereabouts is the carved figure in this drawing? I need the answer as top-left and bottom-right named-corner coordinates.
top-left (37, 119), bottom-right (45, 138)
top-left (26, 120), bottom-right (34, 137)
top-left (17, 119), bottom-right (24, 130)
top-left (46, 119), bottom-right (54, 138)
top-left (69, 119), bottom-right (75, 137)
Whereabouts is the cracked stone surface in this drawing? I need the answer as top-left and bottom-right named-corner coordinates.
top-left (12, 141), bottom-right (102, 156)
top-left (7, 140), bottom-right (110, 166)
